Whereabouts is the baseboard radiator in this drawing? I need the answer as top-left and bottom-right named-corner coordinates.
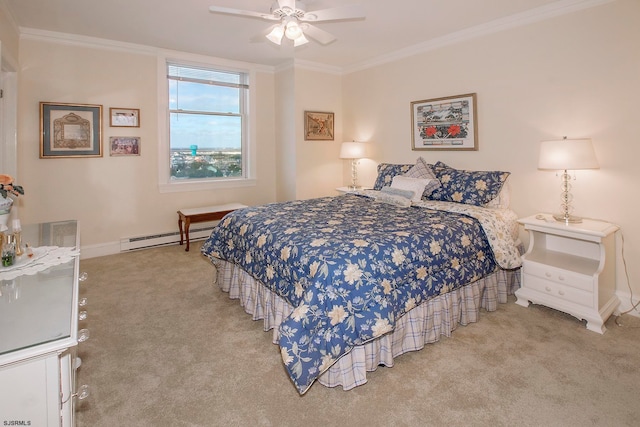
top-left (120, 226), bottom-right (216, 252)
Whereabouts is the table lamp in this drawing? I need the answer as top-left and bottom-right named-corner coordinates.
top-left (339, 141), bottom-right (366, 190)
top-left (538, 137), bottom-right (599, 223)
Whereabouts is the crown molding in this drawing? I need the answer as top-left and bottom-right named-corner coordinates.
top-left (343, 0), bottom-right (616, 74)
top-left (19, 27), bottom-right (275, 74)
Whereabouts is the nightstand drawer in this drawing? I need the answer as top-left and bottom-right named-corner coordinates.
top-left (523, 274), bottom-right (594, 307)
top-left (523, 261), bottom-right (593, 292)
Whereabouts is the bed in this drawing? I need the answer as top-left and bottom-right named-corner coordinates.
top-left (201, 159), bottom-right (522, 394)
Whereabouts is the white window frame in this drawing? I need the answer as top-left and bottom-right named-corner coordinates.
top-left (157, 55), bottom-right (256, 193)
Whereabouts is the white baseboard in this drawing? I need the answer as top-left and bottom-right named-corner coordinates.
top-left (615, 290), bottom-right (640, 318)
top-left (79, 225), bottom-right (216, 259)
top-left (80, 241), bottom-right (120, 259)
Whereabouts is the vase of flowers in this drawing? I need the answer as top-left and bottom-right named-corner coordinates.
top-left (0, 174), bottom-right (24, 228)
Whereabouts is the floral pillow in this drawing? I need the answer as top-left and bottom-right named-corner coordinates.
top-left (428, 162), bottom-right (511, 206)
top-left (372, 163), bottom-right (413, 190)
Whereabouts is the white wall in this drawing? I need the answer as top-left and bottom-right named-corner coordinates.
top-left (342, 0), bottom-right (640, 309)
top-left (16, 38), bottom-right (278, 254)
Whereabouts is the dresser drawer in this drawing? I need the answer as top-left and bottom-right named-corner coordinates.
top-left (523, 261), bottom-right (594, 292)
top-left (522, 274), bottom-right (594, 308)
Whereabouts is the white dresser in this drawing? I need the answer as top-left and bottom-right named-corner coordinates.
top-left (515, 214), bottom-right (619, 334)
top-left (0, 220), bottom-right (88, 426)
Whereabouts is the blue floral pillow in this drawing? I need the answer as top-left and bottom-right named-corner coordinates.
top-left (428, 162), bottom-right (510, 206)
top-left (372, 163), bottom-right (413, 190)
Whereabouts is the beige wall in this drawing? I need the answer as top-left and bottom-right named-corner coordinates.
top-left (3, 0), bottom-right (638, 310)
top-left (16, 38), bottom-right (277, 255)
top-left (293, 66), bottom-right (344, 200)
top-left (343, 0), bottom-right (640, 307)
top-left (274, 66), bottom-right (296, 201)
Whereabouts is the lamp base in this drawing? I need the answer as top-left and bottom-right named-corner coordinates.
top-left (553, 213), bottom-right (583, 224)
top-left (347, 185), bottom-right (361, 191)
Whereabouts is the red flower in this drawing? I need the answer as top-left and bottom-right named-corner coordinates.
top-left (425, 126), bottom-right (437, 137)
top-left (448, 125), bottom-right (461, 137)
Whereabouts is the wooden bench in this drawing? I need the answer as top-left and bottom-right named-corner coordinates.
top-left (177, 203), bottom-right (247, 252)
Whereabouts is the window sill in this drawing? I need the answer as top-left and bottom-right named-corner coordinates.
top-left (159, 178), bottom-right (256, 193)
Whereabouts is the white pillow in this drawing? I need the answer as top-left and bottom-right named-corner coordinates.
top-left (390, 176), bottom-right (434, 203)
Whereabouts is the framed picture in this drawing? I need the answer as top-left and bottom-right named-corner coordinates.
top-left (304, 111), bottom-right (334, 141)
top-left (411, 93), bottom-right (478, 151)
top-left (110, 107), bottom-right (140, 127)
top-left (110, 137), bottom-right (140, 156)
top-left (40, 102), bottom-right (103, 158)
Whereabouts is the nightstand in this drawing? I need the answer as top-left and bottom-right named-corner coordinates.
top-left (336, 186), bottom-right (366, 194)
top-left (515, 214), bottom-right (619, 334)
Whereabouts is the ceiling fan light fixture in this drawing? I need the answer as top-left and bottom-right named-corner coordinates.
top-left (284, 19), bottom-right (303, 40)
top-left (293, 32), bottom-right (309, 46)
top-left (266, 24), bottom-right (285, 45)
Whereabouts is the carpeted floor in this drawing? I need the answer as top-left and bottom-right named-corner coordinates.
top-left (75, 241), bottom-right (640, 427)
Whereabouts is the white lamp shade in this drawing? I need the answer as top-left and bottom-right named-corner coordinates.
top-left (538, 138), bottom-right (599, 170)
top-left (266, 25), bottom-right (285, 45)
top-left (293, 32), bottom-right (309, 46)
top-left (339, 142), bottom-right (366, 159)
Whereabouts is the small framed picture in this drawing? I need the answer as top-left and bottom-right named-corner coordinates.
top-left (110, 108), bottom-right (140, 127)
top-left (40, 102), bottom-right (103, 158)
top-left (304, 111), bottom-right (334, 141)
top-left (110, 137), bottom-right (140, 156)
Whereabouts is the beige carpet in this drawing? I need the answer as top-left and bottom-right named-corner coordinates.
top-left (75, 241), bottom-right (640, 427)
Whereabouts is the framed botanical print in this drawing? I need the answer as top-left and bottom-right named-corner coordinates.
top-left (411, 93), bottom-right (478, 151)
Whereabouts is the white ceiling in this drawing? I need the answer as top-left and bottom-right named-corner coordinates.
top-left (3, 0), bottom-right (601, 70)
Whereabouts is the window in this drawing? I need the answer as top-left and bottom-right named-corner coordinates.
top-left (167, 63), bottom-right (248, 182)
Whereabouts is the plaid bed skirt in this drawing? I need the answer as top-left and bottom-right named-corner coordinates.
top-left (211, 258), bottom-right (520, 391)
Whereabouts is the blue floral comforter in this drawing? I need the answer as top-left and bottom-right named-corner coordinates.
top-left (202, 193), bottom-right (512, 394)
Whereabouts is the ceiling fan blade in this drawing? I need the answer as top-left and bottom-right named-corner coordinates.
top-left (301, 24), bottom-right (336, 45)
top-left (300, 4), bottom-right (366, 22)
top-left (208, 5), bottom-right (279, 21)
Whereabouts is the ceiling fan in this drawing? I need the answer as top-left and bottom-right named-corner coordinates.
top-left (209, 0), bottom-right (365, 47)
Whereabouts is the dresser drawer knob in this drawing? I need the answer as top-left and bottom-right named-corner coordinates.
top-left (545, 286), bottom-right (551, 292)
top-left (79, 310), bottom-right (88, 321)
top-left (79, 272), bottom-right (88, 282)
top-left (79, 297), bottom-right (88, 307)
top-left (558, 275), bottom-right (565, 281)
top-left (73, 384), bottom-right (90, 400)
top-left (545, 272), bottom-right (552, 278)
top-left (78, 328), bottom-right (90, 342)
top-left (558, 290), bottom-right (565, 296)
